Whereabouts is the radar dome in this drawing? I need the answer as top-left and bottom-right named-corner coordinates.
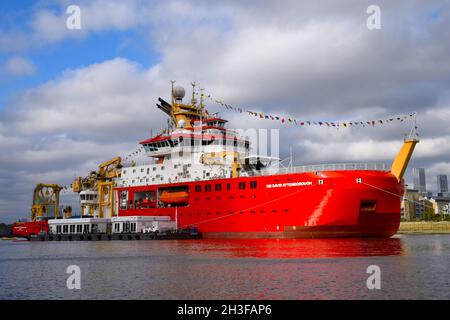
top-left (177, 119), bottom-right (186, 128)
top-left (173, 85), bottom-right (185, 101)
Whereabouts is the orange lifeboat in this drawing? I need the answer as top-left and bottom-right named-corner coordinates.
top-left (135, 198), bottom-right (156, 208)
top-left (159, 190), bottom-right (189, 204)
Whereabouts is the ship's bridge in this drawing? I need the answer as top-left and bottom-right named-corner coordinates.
top-left (139, 129), bottom-right (250, 159)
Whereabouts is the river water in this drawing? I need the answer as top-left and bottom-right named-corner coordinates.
top-left (0, 235), bottom-right (449, 299)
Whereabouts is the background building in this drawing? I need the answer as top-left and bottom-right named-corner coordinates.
top-left (437, 174), bottom-right (448, 193)
top-left (402, 189), bottom-right (421, 220)
top-left (413, 168), bottom-right (426, 193)
top-left (402, 189), bottom-right (438, 221)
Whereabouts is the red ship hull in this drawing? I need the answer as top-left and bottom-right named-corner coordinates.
top-left (115, 170), bottom-right (403, 238)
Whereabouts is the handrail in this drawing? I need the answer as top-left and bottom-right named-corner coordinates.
top-left (248, 162), bottom-right (388, 176)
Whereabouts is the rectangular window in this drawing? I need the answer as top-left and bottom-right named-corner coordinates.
top-left (63, 225), bottom-right (68, 233)
top-left (239, 182), bottom-right (246, 190)
top-left (195, 185), bottom-right (202, 192)
top-left (205, 185), bottom-right (212, 192)
top-left (215, 184), bottom-right (222, 191)
top-left (120, 191), bottom-right (128, 210)
top-left (83, 224), bottom-right (89, 233)
top-left (250, 181), bottom-right (257, 189)
top-left (77, 225), bottom-right (82, 233)
top-left (56, 225), bottom-right (61, 233)
top-left (227, 183), bottom-right (231, 191)
top-left (70, 225), bottom-right (75, 233)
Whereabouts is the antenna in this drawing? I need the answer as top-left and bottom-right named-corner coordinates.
top-left (170, 80), bottom-right (176, 105)
top-left (190, 81), bottom-right (197, 105)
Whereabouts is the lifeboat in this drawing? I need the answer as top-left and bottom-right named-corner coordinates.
top-left (159, 190), bottom-right (189, 204)
top-left (135, 199), bottom-right (156, 208)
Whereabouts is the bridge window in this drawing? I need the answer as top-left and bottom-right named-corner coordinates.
top-left (215, 184), bottom-right (222, 191)
top-left (195, 185), bottom-right (201, 192)
top-left (205, 185), bottom-right (212, 192)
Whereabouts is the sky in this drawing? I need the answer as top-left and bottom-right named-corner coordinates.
top-left (0, 0), bottom-right (449, 222)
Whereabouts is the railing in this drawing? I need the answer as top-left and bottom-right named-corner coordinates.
top-left (248, 162), bottom-right (389, 177)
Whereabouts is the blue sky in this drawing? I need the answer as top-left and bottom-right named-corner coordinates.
top-left (0, 1), bottom-right (161, 109)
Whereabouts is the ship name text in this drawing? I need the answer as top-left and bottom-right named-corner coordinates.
top-left (266, 181), bottom-right (313, 188)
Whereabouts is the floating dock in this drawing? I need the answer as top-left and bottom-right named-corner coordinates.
top-left (29, 230), bottom-right (201, 241)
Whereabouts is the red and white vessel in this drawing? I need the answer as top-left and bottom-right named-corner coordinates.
top-left (108, 83), bottom-right (419, 238)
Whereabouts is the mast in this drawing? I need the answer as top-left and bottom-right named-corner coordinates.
top-left (170, 80), bottom-right (176, 105)
top-left (190, 81), bottom-right (197, 106)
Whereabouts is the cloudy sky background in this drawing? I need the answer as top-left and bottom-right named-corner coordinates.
top-left (0, 0), bottom-right (449, 222)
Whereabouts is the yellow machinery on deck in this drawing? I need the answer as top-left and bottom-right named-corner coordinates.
top-left (72, 156), bottom-right (122, 218)
top-left (31, 184), bottom-right (63, 221)
top-left (200, 151), bottom-right (241, 178)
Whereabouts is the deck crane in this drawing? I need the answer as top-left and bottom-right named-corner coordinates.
top-left (12, 183), bottom-right (66, 239)
top-left (72, 156), bottom-right (122, 218)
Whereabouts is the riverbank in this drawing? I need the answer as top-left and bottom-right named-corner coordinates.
top-left (398, 221), bottom-right (450, 234)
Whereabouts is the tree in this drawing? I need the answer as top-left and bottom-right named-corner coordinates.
top-left (0, 223), bottom-right (13, 237)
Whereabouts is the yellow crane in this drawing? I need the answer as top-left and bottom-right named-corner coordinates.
top-left (72, 156), bottom-right (122, 218)
top-left (30, 184), bottom-right (63, 221)
top-left (390, 116), bottom-right (420, 182)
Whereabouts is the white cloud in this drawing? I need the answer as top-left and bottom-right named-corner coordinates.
top-left (1, 56), bottom-right (36, 76)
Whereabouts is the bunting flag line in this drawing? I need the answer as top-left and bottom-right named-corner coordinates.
top-left (196, 91), bottom-right (416, 129)
top-left (123, 146), bottom-right (145, 161)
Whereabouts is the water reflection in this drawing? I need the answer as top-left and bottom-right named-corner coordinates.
top-left (183, 237), bottom-right (406, 259)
